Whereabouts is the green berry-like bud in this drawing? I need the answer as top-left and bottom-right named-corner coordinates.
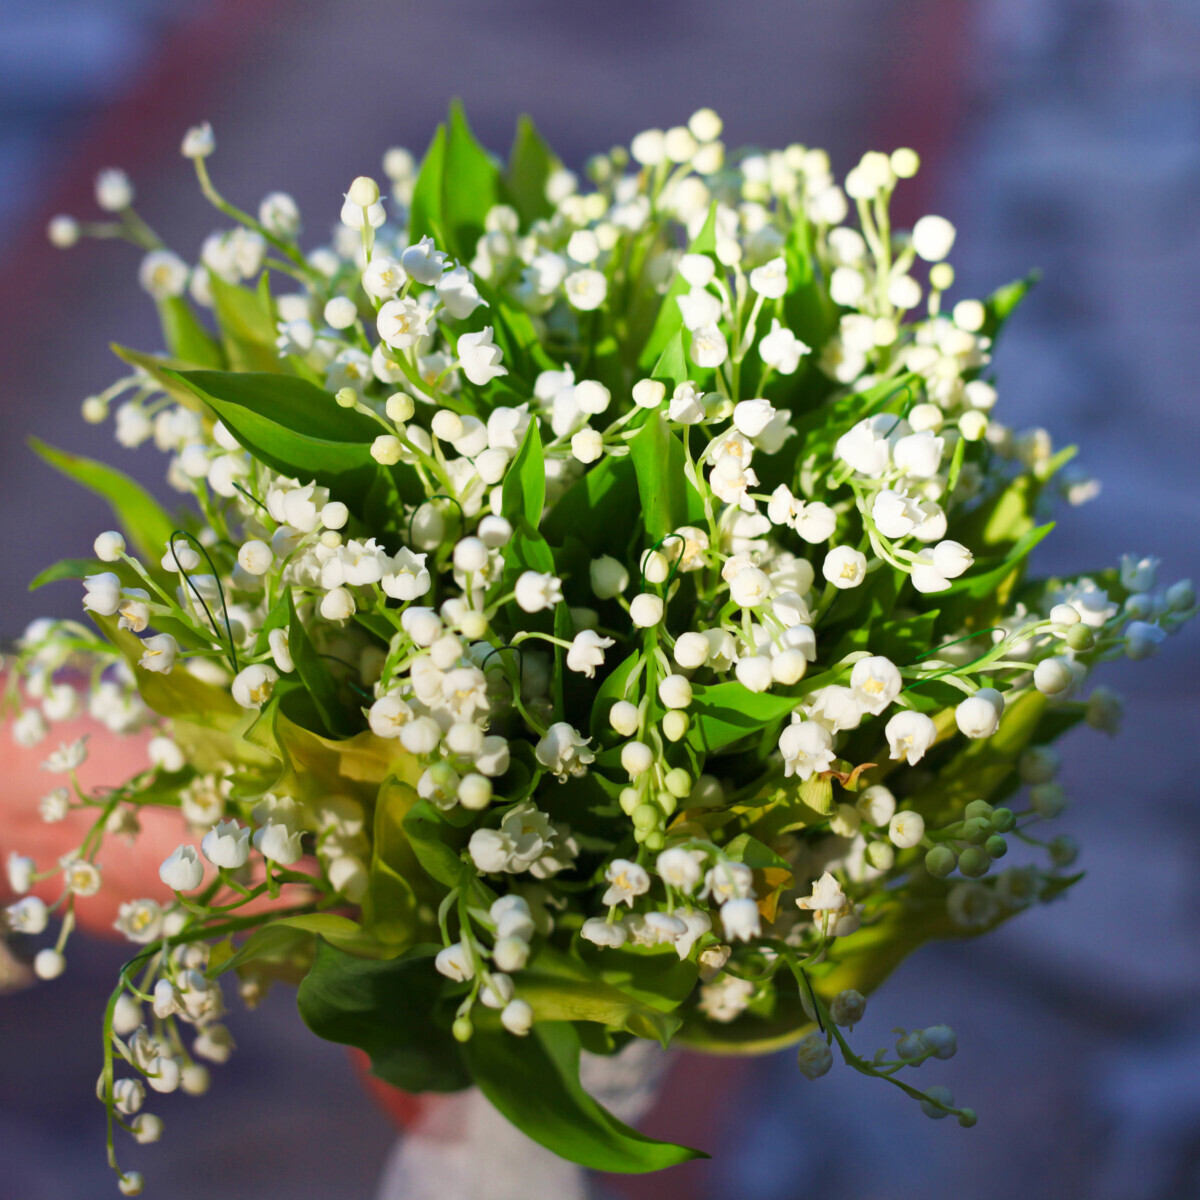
top-left (644, 830), bottom-right (665, 852)
top-left (619, 787), bottom-right (640, 816)
top-left (664, 768), bottom-right (692, 798)
top-left (990, 807), bottom-right (1016, 833)
top-left (335, 386), bottom-right (358, 408)
top-left (958, 847), bottom-right (991, 878)
top-left (925, 845), bottom-right (957, 878)
top-left (984, 835), bottom-right (1008, 859)
top-left (1065, 623), bottom-right (1094, 652)
top-left (1049, 835), bottom-right (1079, 867)
top-left (452, 1016), bottom-right (473, 1043)
top-left (632, 803), bottom-right (660, 831)
top-left (964, 800), bottom-right (994, 822)
top-left (657, 792), bottom-right (678, 817)
top-left (963, 817), bottom-right (992, 845)
top-left (958, 1108), bottom-right (978, 1128)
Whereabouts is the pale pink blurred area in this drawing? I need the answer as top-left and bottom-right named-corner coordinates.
top-left (0, 0), bottom-right (1197, 1198)
top-left (0, 718), bottom-right (179, 929)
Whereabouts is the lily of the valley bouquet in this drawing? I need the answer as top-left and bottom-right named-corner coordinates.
top-left (5, 105), bottom-right (1195, 1194)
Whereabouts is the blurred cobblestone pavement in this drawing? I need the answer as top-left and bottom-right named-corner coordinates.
top-left (1, 1), bottom-right (1197, 1197)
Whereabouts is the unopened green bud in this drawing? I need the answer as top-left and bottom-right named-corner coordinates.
top-left (984, 835), bottom-right (1008, 859)
top-left (958, 1108), bottom-right (978, 1128)
top-left (619, 787), bottom-right (640, 816)
top-left (335, 386), bottom-right (358, 408)
top-left (963, 817), bottom-right (992, 845)
top-left (657, 792), bottom-right (678, 817)
top-left (990, 807), bottom-right (1016, 833)
top-left (632, 803), bottom-right (659, 831)
top-left (925, 845), bottom-right (957, 878)
top-left (664, 768), bottom-right (692, 798)
top-left (452, 1016), bottom-right (473, 1042)
top-left (1049, 835), bottom-right (1079, 867)
top-left (644, 830), bottom-right (665, 852)
top-left (958, 847), bottom-right (991, 878)
top-left (964, 800), bottom-right (993, 822)
top-left (1065, 623), bottom-right (1094, 652)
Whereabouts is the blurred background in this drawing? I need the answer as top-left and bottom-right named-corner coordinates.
top-left (2, 0), bottom-right (1198, 1196)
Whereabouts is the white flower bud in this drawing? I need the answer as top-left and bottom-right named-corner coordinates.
top-left (237, 539), bottom-right (273, 576)
top-left (735, 656), bottom-right (773, 693)
top-left (888, 810), bottom-right (925, 849)
top-left (609, 700), bottom-right (640, 737)
top-left (347, 175), bottom-right (380, 207)
top-left (500, 998), bottom-right (533, 1036)
top-left (621, 741), bottom-right (654, 777)
top-left (1034, 658), bottom-right (1073, 696)
top-left (658, 674), bottom-right (693, 710)
top-left (630, 593), bottom-right (664, 627)
top-left (632, 379), bottom-right (666, 409)
top-left (93, 531), bottom-right (126, 562)
top-left (796, 1030), bottom-right (833, 1079)
top-left (590, 556), bottom-right (629, 599)
top-left (159, 845), bottom-right (204, 891)
top-left (674, 631), bottom-right (709, 670)
top-left (912, 215), bottom-right (957, 262)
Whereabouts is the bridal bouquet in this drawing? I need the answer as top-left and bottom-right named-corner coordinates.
top-left (5, 105), bottom-right (1194, 1194)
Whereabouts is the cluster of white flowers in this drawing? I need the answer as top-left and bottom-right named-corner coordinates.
top-left (7, 109), bottom-right (1195, 1187)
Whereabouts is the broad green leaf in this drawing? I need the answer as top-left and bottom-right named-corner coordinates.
top-left (407, 124), bottom-right (447, 247)
top-left (171, 370), bottom-right (385, 509)
top-left (209, 914), bottom-right (387, 980)
top-left (29, 557), bottom-right (102, 591)
top-left (574, 942), bottom-right (699, 1013)
top-left (505, 114), bottom-right (558, 225)
top-left (639, 203), bottom-right (718, 369)
top-left (157, 296), bottom-right (223, 368)
top-left (298, 940), bottom-right (470, 1092)
top-left (111, 343), bottom-right (208, 410)
top-left (402, 798), bottom-right (469, 888)
top-left (501, 418), bottom-right (545, 528)
top-left (629, 414), bottom-right (706, 545)
top-left (443, 101), bottom-right (504, 258)
top-left (286, 592), bottom-right (361, 738)
top-left (516, 948), bottom-right (682, 1045)
top-left (542, 455), bottom-right (638, 561)
top-left (209, 272), bottom-right (282, 373)
top-left (462, 1021), bottom-right (705, 1172)
top-left (90, 613), bottom-right (245, 726)
top-left (685, 681), bottom-right (800, 756)
top-left (29, 438), bottom-right (176, 563)
top-left (362, 776), bottom-right (423, 943)
top-left (589, 650), bottom-right (641, 740)
top-left (649, 331), bottom-right (689, 389)
top-left (781, 207), bottom-right (836, 350)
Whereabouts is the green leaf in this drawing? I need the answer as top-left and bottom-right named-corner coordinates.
top-left (940, 522), bottom-right (1054, 600)
top-left (982, 271), bottom-right (1039, 342)
top-left (171, 370), bottom-right (385, 510)
top-left (209, 914), bottom-right (387, 980)
top-left (543, 455), bottom-right (638, 562)
top-left (516, 948), bottom-right (682, 1045)
top-left (686, 681), bottom-right (800, 756)
top-left (408, 124), bottom-right (447, 247)
top-left (463, 1021), bottom-right (705, 1172)
top-left (111, 344), bottom-right (208, 411)
top-left (443, 101), bottom-right (504, 258)
top-left (298, 940), bottom-right (470, 1092)
top-left (781, 208), bottom-right (836, 350)
top-left (639, 203), bottom-right (718, 369)
top-left (208, 272), bottom-right (282, 373)
top-left (501, 418), bottom-right (545, 528)
top-left (362, 776), bottom-right (423, 944)
top-left (286, 592), bottom-right (360, 738)
top-left (629, 414), bottom-right (705, 545)
top-left (649, 331), bottom-right (689, 390)
top-left (29, 557), bottom-right (102, 591)
top-left (401, 799), bottom-right (469, 888)
top-left (505, 114), bottom-right (558, 226)
top-left (157, 296), bottom-right (223, 367)
top-left (29, 438), bottom-right (176, 562)
top-left (574, 942), bottom-right (699, 1013)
